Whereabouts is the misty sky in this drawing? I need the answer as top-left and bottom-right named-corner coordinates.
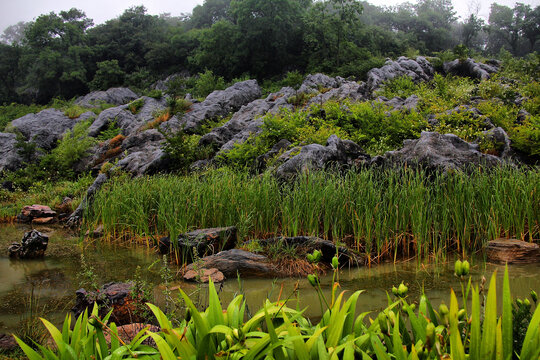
top-left (1, 0), bottom-right (538, 33)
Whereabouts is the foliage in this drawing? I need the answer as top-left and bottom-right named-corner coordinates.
top-left (89, 60), bottom-right (125, 91)
top-left (50, 119), bottom-right (97, 170)
top-left (193, 69), bottom-right (225, 98)
top-left (96, 120), bottom-right (121, 141)
top-left (0, 103), bottom-right (48, 132)
top-left (85, 167), bottom-right (539, 263)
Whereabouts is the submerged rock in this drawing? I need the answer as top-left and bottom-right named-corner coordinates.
top-left (72, 282), bottom-right (148, 325)
top-left (8, 230), bottom-right (49, 259)
top-left (16, 204), bottom-right (56, 223)
top-left (184, 249), bottom-right (277, 277)
top-left (183, 268), bottom-right (226, 283)
top-left (274, 135), bottom-right (370, 180)
top-left (371, 132), bottom-right (502, 171)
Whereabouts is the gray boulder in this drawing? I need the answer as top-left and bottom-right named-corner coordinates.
top-left (443, 58), bottom-right (499, 80)
top-left (67, 173), bottom-right (109, 226)
top-left (366, 57), bottom-right (434, 92)
top-left (75, 87), bottom-right (138, 107)
top-left (482, 127), bottom-right (513, 159)
top-left (297, 73), bottom-right (339, 94)
top-left (0, 132), bottom-right (22, 172)
top-left (375, 95), bottom-right (420, 112)
top-left (255, 139), bottom-right (292, 171)
top-left (371, 132), bottom-right (503, 171)
top-left (200, 87), bottom-right (295, 152)
top-left (275, 135), bottom-right (370, 180)
top-left (116, 129), bottom-right (168, 176)
top-left (307, 80), bottom-right (364, 105)
top-left (10, 109), bottom-right (78, 150)
top-left (162, 80), bottom-right (261, 134)
top-left (88, 97), bottom-right (168, 138)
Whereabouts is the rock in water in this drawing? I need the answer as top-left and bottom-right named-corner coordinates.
top-left (72, 282), bottom-right (148, 325)
top-left (487, 239), bottom-right (540, 264)
top-left (8, 230), bottom-right (49, 259)
top-left (184, 268), bottom-right (226, 283)
top-left (16, 204), bottom-right (57, 223)
top-left (184, 249), bottom-right (278, 277)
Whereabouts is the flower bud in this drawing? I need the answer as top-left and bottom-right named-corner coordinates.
top-left (313, 250), bottom-right (322, 262)
top-left (531, 290), bottom-right (538, 303)
top-left (307, 253), bottom-right (314, 263)
top-left (426, 322), bottom-right (435, 347)
top-left (307, 274), bottom-right (318, 287)
top-left (458, 309), bottom-right (466, 321)
top-left (439, 304), bottom-right (449, 316)
top-left (378, 313), bottom-right (388, 333)
top-left (524, 298), bottom-right (531, 307)
top-left (392, 286), bottom-right (398, 296)
top-left (398, 283), bottom-right (408, 297)
top-left (454, 260), bottom-right (463, 277)
top-left (331, 256), bottom-right (339, 269)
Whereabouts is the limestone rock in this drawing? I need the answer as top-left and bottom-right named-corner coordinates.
top-left (366, 57), bottom-right (434, 92)
top-left (443, 58), bottom-right (499, 80)
top-left (371, 132), bottom-right (503, 171)
top-left (75, 87), bottom-right (138, 107)
top-left (0, 132), bottom-right (22, 172)
top-left (375, 95), bottom-right (420, 112)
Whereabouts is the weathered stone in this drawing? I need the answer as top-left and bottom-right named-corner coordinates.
top-left (115, 129), bottom-right (169, 176)
top-left (55, 197), bottom-right (73, 215)
top-left (185, 249), bottom-right (277, 277)
top-left (255, 236), bottom-right (362, 265)
top-left (482, 127), bottom-right (513, 159)
top-left (11, 109), bottom-right (79, 150)
top-left (162, 80), bottom-right (261, 134)
top-left (371, 132), bottom-right (502, 171)
top-left (0, 333), bottom-right (17, 352)
top-left (32, 217), bottom-right (55, 225)
top-left (67, 173), bottom-right (109, 226)
top-left (17, 204), bottom-right (56, 223)
top-left (0, 132), bottom-right (22, 172)
top-left (274, 135), bottom-right (370, 180)
top-left (75, 87), bottom-right (138, 107)
top-left (375, 95), bottom-right (420, 112)
top-left (8, 230), bottom-right (48, 259)
top-left (307, 80), bottom-right (364, 105)
top-left (158, 226), bottom-right (237, 262)
top-left (255, 139), bottom-right (292, 171)
top-left (443, 58), bottom-right (499, 80)
top-left (105, 323), bottom-right (160, 346)
top-left (366, 57), bottom-right (434, 92)
top-left (85, 225), bottom-right (104, 238)
top-left (72, 282), bottom-right (148, 325)
top-left (184, 268), bottom-right (226, 283)
top-left (487, 239), bottom-right (540, 264)
top-left (516, 109), bottom-right (530, 124)
top-left (297, 73), bottom-right (339, 94)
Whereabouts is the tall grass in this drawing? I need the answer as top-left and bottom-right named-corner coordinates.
top-left (84, 167), bottom-right (539, 262)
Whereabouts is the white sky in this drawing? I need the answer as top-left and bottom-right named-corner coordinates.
top-left (1, 0), bottom-right (539, 33)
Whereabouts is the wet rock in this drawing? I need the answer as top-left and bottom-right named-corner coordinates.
top-left (75, 87), bottom-right (138, 107)
top-left (185, 249), bottom-right (277, 277)
top-left (158, 226), bottom-right (237, 261)
top-left (0, 132), bottom-right (22, 172)
top-left (32, 217), bottom-right (55, 225)
top-left (487, 239), bottom-right (540, 264)
top-left (11, 109), bottom-right (79, 150)
top-left (255, 236), bottom-right (362, 265)
top-left (17, 204), bottom-right (56, 223)
top-left (162, 80), bottom-right (261, 134)
top-left (375, 95), bottom-right (420, 112)
top-left (8, 230), bottom-right (49, 259)
top-left (184, 268), bottom-right (226, 283)
top-left (200, 87), bottom-right (294, 152)
top-left (67, 173), bottom-right (108, 226)
top-left (274, 135), bottom-right (370, 180)
top-left (72, 282), bottom-right (148, 325)
top-left (443, 58), bottom-right (499, 80)
top-left (371, 132), bottom-right (503, 171)
top-left (0, 333), bottom-right (17, 352)
top-left (366, 57), bottom-right (434, 92)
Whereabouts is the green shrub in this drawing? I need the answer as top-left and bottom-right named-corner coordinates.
top-left (146, 89), bottom-right (163, 99)
top-left (378, 75), bottom-right (418, 99)
top-left (51, 119), bottom-right (97, 170)
top-left (96, 120), bottom-right (121, 141)
top-left (193, 70), bottom-right (225, 98)
top-left (89, 60), bottom-right (126, 91)
top-left (281, 70), bottom-right (304, 89)
top-left (128, 98), bottom-right (144, 114)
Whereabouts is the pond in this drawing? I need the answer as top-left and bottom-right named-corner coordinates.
top-left (1, 224), bottom-right (539, 334)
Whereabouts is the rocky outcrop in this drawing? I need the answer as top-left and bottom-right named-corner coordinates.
top-left (116, 129), bottom-right (168, 176)
top-left (375, 95), bottom-right (420, 112)
top-left (72, 282), bottom-right (148, 325)
top-left (8, 230), bottom-right (48, 259)
top-left (16, 205), bottom-right (56, 223)
top-left (255, 139), bottom-right (292, 171)
top-left (184, 249), bottom-right (277, 277)
top-left (200, 87), bottom-right (295, 152)
top-left (371, 132), bottom-right (503, 171)
top-left (255, 236), bottom-right (362, 265)
top-left (10, 109), bottom-right (79, 150)
top-left (158, 226), bottom-right (237, 262)
top-left (75, 87), bottom-right (138, 107)
top-left (366, 57), bottom-right (434, 92)
top-left (67, 173), bottom-right (109, 225)
top-left (483, 127), bottom-right (513, 159)
top-left (443, 58), bottom-right (500, 80)
top-left (487, 239), bottom-right (540, 264)
top-left (162, 80), bottom-right (261, 134)
top-left (274, 135), bottom-right (370, 180)
top-left (0, 132), bottom-right (22, 172)
top-left (0, 334), bottom-right (17, 352)
top-left (88, 97), bottom-right (168, 138)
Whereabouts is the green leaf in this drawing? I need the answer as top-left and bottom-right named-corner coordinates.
top-left (502, 265), bottom-right (512, 360)
top-left (520, 301), bottom-right (540, 360)
top-left (470, 285), bottom-right (481, 360)
top-left (481, 272), bottom-right (497, 360)
top-left (146, 332), bottom-right (178, 360)
top-left (449, 290), bottom-right (465, 360)
top-left (13, 335), bottom-right (44, 360)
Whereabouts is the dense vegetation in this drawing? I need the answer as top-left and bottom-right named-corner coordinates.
top-left (14, 266), bottom-right (540, 359)
top-left (0, 0), bottom-right (539, 104)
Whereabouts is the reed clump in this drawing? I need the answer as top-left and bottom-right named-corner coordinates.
top-left (84, 167), bottom-right (539, 262)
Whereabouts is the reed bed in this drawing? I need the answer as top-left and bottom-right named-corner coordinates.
top-left (84, 167), bottom-right (539, 262)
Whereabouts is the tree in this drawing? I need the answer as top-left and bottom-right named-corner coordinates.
top-left (1, 22), bottom-right (28, 45)
top-left (189, 0), bottom-right (232, 29)
top-left (89, 60), bottom-right (125, 90)
top-left (461, 14), bottom-right (484, 49)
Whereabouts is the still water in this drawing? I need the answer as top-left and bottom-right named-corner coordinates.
top-left (1, 224), bottom-right (539, 334)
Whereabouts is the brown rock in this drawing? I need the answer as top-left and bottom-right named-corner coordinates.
top-left (105, 323), bottom-right (160, 346)
top-left (184, 268), bottom-right (225, 283)
top-left (0, 333), bottom-right (17, 352)
top-left (487, 239), bottom-right (540, 264)
top-left (32, 217), bottom-right (55, 224)
top-left (85, 224), bottom-right (104, 238)
top-left (17, 204), bottom-right (56, 223)
top-left (185, 249), bottom-right (278, 278)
